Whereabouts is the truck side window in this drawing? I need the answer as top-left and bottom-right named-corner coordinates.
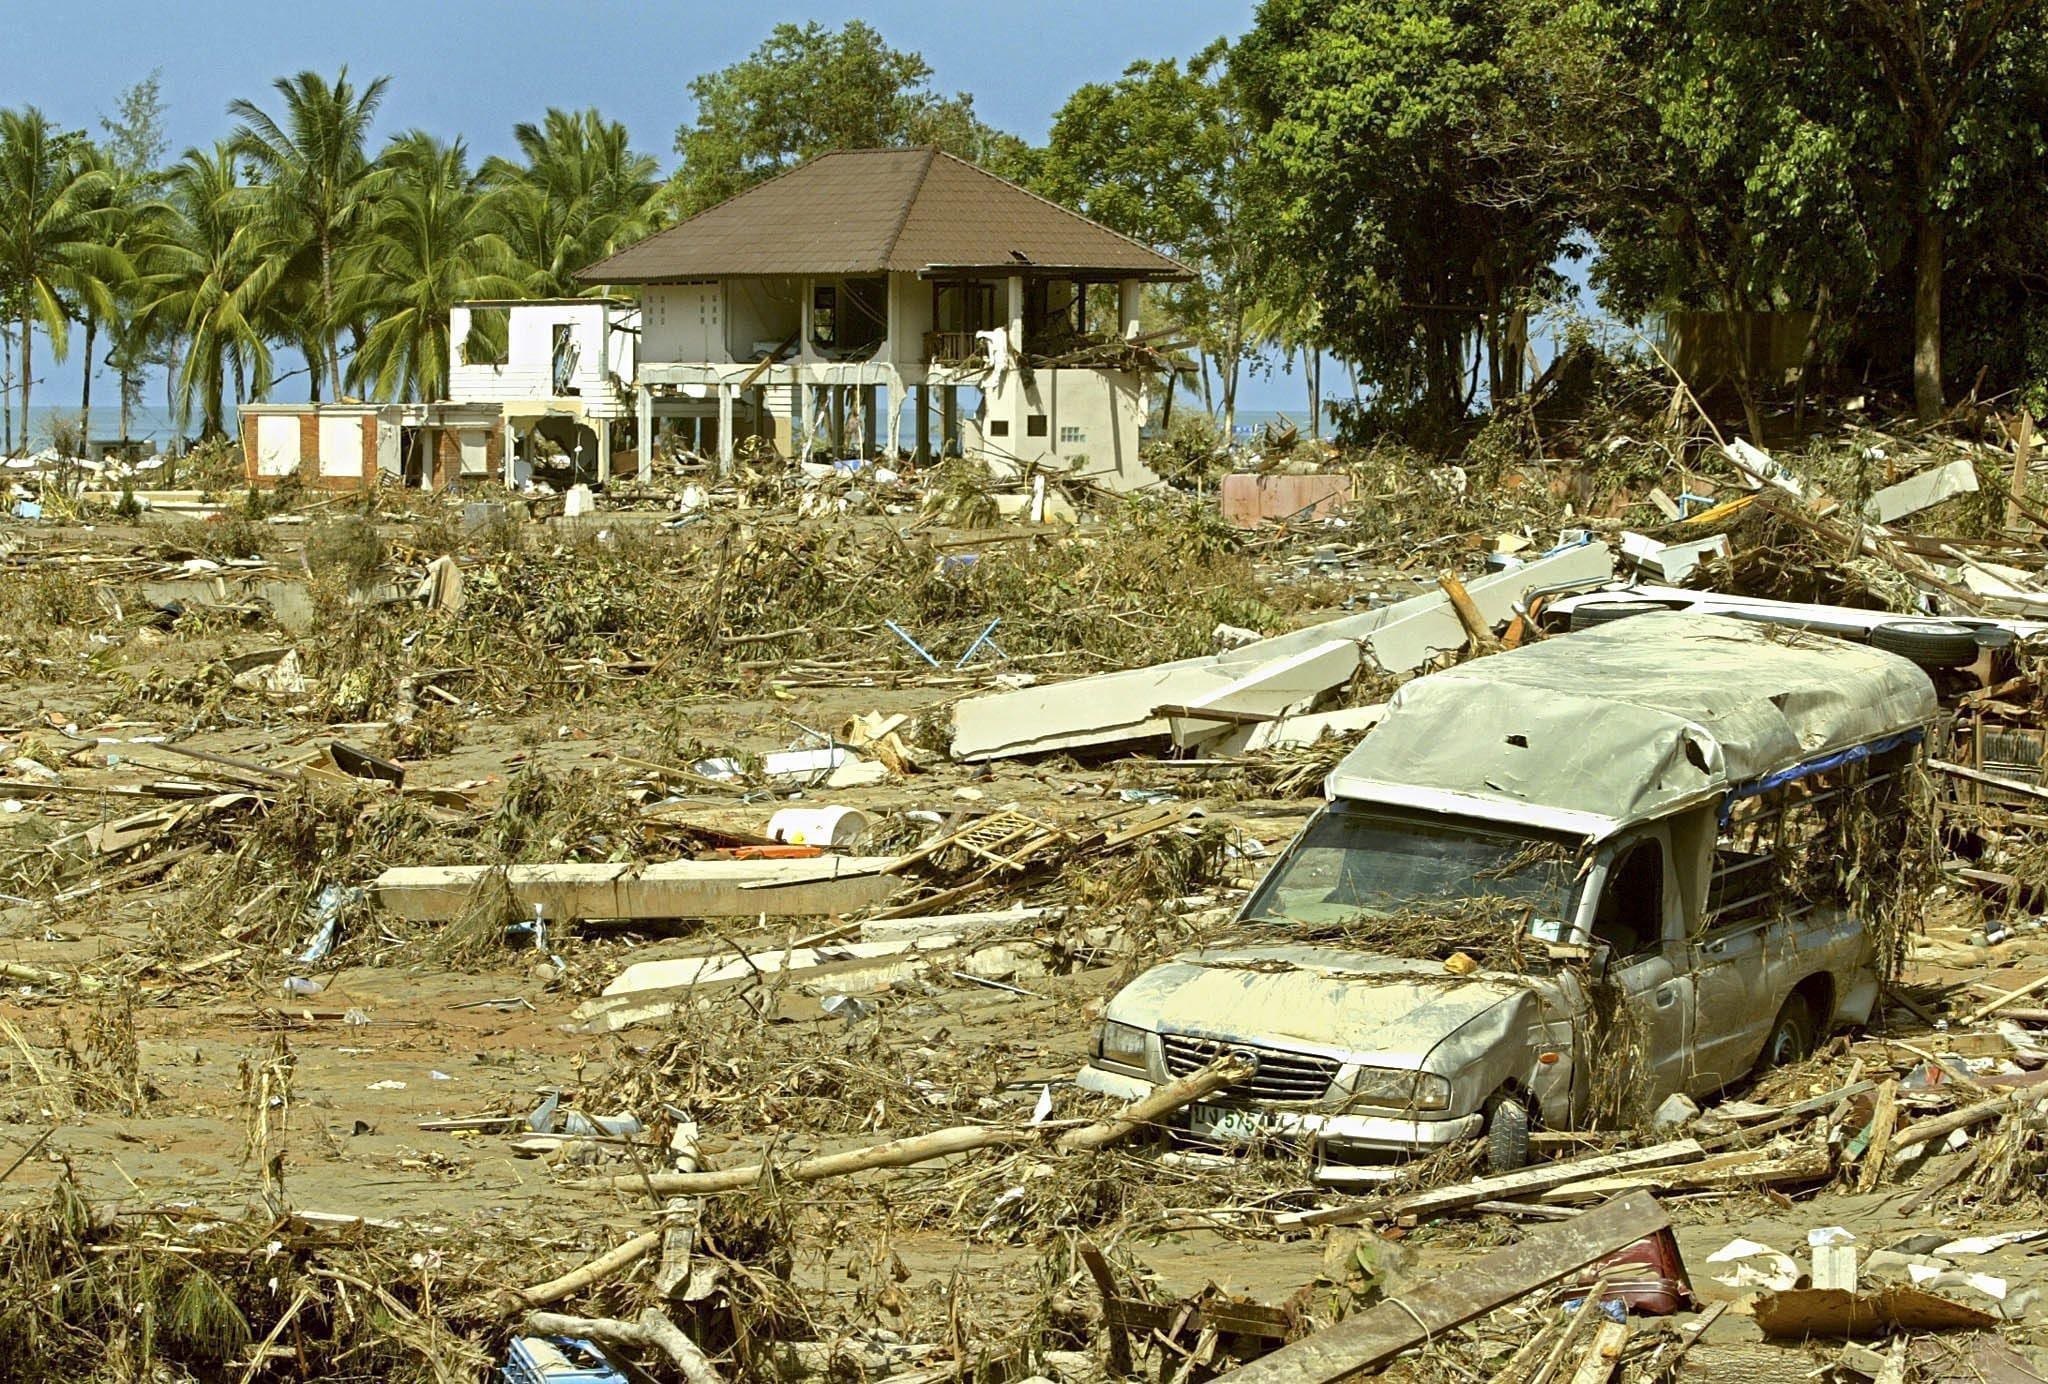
top-left (1592, 841), bottom-right (1663, 959)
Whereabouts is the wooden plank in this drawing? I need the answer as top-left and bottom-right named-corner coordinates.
top-left (373, 857), bottom-right (900, 922)
top-left (1538, 1145), bottom-right (1830, 1203)
top-left (1931, 759), bottom-right (2048, 805)
top-left (1855, 1080), bottom-right (1899, 1193)
top-left (1565, 1319), bottom-right (1629, 1384)
top-left (1211, 1193), bottom-right (1669, 1384)
top-left (1278, 1139), bottom-right (1702, 1229)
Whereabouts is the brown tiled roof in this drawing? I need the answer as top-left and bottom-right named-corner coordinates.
top-left (577, 147), bottom-right (1191, 283)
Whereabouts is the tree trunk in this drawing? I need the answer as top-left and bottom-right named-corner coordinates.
top-left (18, 311), bottom-right (31, 455)
top-left (321, 230), bottom-right (342, 402)
top-left (1913, 216), bottom-right (1944, 423)
top-left (80, 318), bottom-right (95, 436)
top-left (1309, 350), bottom-right (1321, 440)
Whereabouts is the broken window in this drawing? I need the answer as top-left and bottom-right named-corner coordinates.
top-left (1591, 840), bottom-right (1663, 958)
top-left (1706, 747), bottom-right (1915, 932)
top-left (551, 324), bottom-right (578, 395)
top-left (811, 277), bottom-right (886, 358)
top-left (462, 307), bottom-right (508, 366)
top-left (1242, 806), bottom-right (1581, 932)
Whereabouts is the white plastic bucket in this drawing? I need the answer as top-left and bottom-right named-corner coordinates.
top-left (766, 806), bottom-right (870, 849)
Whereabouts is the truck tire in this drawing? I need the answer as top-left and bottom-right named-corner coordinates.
top-left (1761, 994), bottom-right (1815, 1070)
top-left (1869, 620), bottom-right (1980, 670)
top-left (1485, 1094), bottom-right (1531, 1173)
top-left (1570, 601), bottom-right (1672, 632)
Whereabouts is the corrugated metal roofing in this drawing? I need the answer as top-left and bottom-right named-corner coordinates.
top-left (578, 147), bottom-right (1190, 284)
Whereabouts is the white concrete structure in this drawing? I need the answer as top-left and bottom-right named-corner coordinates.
top-left (578, 148), bottom-right (1190, 487)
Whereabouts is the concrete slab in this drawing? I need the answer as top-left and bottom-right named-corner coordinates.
top-left (948, 542), bottom-right (1612, 761)
top-left (1863, 459), bottom-right (1979, 523)
top-left (373, 856), bottom-right (901, 922)
top-left (1218, 474), bottom-right (1355, 528)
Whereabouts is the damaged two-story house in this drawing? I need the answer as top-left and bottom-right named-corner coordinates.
top-left (576, 145), bottom-right (1192, 490)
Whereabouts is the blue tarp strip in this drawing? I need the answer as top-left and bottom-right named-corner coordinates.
top-left (1719, 729), bottom-right (1923, 825)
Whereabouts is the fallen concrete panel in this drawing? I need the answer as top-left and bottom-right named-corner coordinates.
top-left (949, 543), bottom-right (1612, 761)
top-left (1167, 639), bottom-right (1361, 748)
top-left (373, 857), bottom-right (900, 922)
top-left (1229, 702), bottom-right (1388, 754)
top-left (1619, 530), bottom-right (1732, 583)
top-left (1864, 459), bottom-right (1979, 523)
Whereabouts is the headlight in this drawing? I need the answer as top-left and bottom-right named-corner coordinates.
top-left (1343, 1067), bottom-right (1451, 1112)
top-left (1096, 1021), bottom-right (1152, 1068)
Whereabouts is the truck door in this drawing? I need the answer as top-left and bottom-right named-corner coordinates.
top-left (1688, 846), bottom-right (1778, 1092)
top-left (1587, 835), bottom-right (1694, 1105)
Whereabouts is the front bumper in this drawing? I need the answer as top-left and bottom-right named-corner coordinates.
top-left (1076, 1063), bottom-right (1484, 1163)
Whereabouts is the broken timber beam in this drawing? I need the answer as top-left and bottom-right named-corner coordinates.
top-left (1274, 1138), bottom-right (1702, 1228)
top-left (372, 857), bottom-right (900, 922)
top-left (1212, 1193), bottom-right (1669, 1384)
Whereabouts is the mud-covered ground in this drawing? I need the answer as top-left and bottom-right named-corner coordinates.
top-left (3, 493), bottom-right (2046, 1382)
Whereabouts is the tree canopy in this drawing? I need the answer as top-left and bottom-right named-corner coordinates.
top-left (668, 21), bottom-right (1030, 216)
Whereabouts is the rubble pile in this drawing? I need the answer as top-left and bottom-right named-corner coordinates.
top-left (6, 399), bottom-right (2048, 1382)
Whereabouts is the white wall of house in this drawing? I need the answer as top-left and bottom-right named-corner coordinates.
top-left (886, 272), bottom-right (933, 368)
top-left (447, 301), bottom-right (635, 417)
top-left (316, 414), bottom-right (363, 479)
top-left (970, 368), bottom-right (1150, 490)
top-left (254, 415), bottom-right (299, 476)
top-left (642, 283), bottom-right (728, 365)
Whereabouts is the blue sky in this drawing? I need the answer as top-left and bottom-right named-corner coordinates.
top-left (14, 0), bottom-right (1318, 430)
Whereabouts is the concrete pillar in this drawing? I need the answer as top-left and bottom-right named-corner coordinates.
top-left (1006, 275), bottom-right (1025, 359)
top-left (636, 383), bottom-right (652, 477)
top-left (1118, 278), bottom-right (1142, 340)
top-left (717, 383), bottom-right (735, 469)
top-left (862, 383), bottom-right (879, 457)
top-left (830, 387), bottom-right (846, 456)
top-left (915, 383), bottom-right (931, 462)
top-left (940, 386), bottom-right (958, 456)
top-left (597, 420), bottom-right (612, 486)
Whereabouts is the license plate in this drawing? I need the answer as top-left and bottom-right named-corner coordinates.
top-left (1189, 1104), bottom-right (1268, 1144)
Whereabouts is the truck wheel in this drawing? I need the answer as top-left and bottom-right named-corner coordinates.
top-left (1869, 620), bottom-right (1979, 670)
top-left (1761, 995), bottom-right (1815, 1070)
top-left (1485, 1094), bottom-right (1531, 1173)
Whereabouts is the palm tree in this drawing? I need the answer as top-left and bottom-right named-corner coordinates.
top-left (344, 132), bottom-right (521, 402)
top-left (482, 108), bottom-right (659, 295)
top-left (138, 144), bottom-right (277, 438)
top-left (228, 69), bottom-right (388, 402)
top-left (0, 107), bottom-right (124, 453)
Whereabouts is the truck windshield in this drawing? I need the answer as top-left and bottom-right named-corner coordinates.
top-left (1243, 807), bottom-right (1581, 932)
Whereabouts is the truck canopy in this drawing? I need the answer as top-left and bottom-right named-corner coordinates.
top-left (1325, 613), bottom-right (1937, 839)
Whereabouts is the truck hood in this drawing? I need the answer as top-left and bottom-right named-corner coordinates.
top-left (1105, 943), bottom-right (1539, 1066)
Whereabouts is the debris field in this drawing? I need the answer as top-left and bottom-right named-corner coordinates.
top-left (7, 409), bottom-right (2048, 1383)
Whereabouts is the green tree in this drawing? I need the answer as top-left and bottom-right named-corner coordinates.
top-left (483, 108), bottom-right (661, 295)
top-left (1846, 0), bottom-right (2047, 419)
top-left (0, 107), bottom-right (123, 453)
top-left (140, 144), bottom-right (277, 437)
top-left (669, 21), bottom-right (1027, 214)
top-left (1037, 45), bottom-right (1269, 434)
top-left (345, 132), bottom-right (522, 402)
top-left (100, 71), bottom-right (173, 440)
top-left (229, 68), bottom-right (389, 402)
top-left (1233, 0), bottom-right (1579, 431)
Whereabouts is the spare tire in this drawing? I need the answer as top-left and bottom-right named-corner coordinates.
top-left (1569, 600), bottom-right (1675, 631)
top-left (1869, 619), bottom-right (1980, 670)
